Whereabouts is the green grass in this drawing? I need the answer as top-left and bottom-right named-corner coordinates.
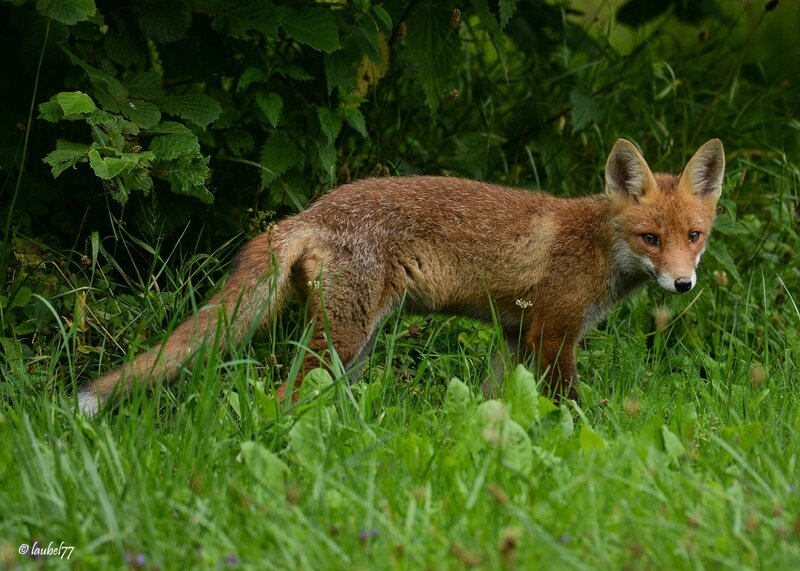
top-left (1, 219), bottom-right (799, 569)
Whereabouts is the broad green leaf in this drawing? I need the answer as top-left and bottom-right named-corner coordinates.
top-left (255, 92), bottom-right (283, 128)
top-left (239, 441), bottom-right (289, 491)
top-left (55, 91), bottom-right (96, 116)
top-left (299, 368), bottom-right (334, 402)
top-left (580, 424), bottom-right (607, 454)
top-left (317, 107), bottom-right (343, 143)
top-left (660, 425), bottom-right (686, 464)
top-left (38, 100), bottom-right (64, 123)
top-left (149, 133), bottom-right (200, 161)
top-left (281, 9), bottom-right (341, 53)
top-left (499, 0), bottom-right (519, 27)
top-left (211, 2), bottom-right (281, 39)
top-left (260, 132), bottom-right (303, 183)
top-left (88, 148), bottom-right (128, 179)
top-left (357, 19), bottom-right (385, 65)
top-left (498, 418), bottom-right (533, 473)
top-left (104, 26), bottom-right (147, 67)
top-left (712, 213), bottom-right (748, 235)
top-left (444, 378), bottom-right (472, 418)
top-left (342, 107), bottom-right (368, 139)
top-left (636, 412), bottom-right (667, 453)
top-left (138, 2), bottom-right (191, 43)
top-left (120, 150), bottom-right (155, 168)
top-left (477, 401), bottom-right (533, 473)
top-left (722, 422), bottom-right (762, 452)
top-left (324, 52), bottom-right (357, 95)
top-left (125, 71), bottom-right (165, 100)
top-left (36, 0), bottom-right (96, 25)
top-left (706, 242), bottom-right (742, 283)
top-left (122, 165), bottom-right (154, 194)
top-left (0, 338), bottom-right (25, 373)
top-left (570, 86), bottom-right (600, 133)
top-left (538, 395), bottom-right (558, 415)
top-left (288, 416), bottom-right (323, 470)
top-left (556, 405), bottom-right (574, 438)
top-left (275, 64), bottom-right (313, 81)
top-left (505, 364), bottom-right (540, 428)
top-left (161, 153), bottom-right (213, 203)
top-left (371, 5), bottom-right (393, 30)
top-left (121, 100), bottom-right (161, 129)
top-left (477, 400), bottom-right (508, 429)
top-left (287, 404), bottom-right (337, 470)
top-left (43, 139), bottom-right (90, 178)
top-left (227, 390), bottom-right (241, 419)
top-left (161, 94), bottom-right (222, 129)
top-left (317, 140), bottom-right (336, 184)
top-left (238, 68), bottom-right (266, 93)
top-left (92, 86), bottom-right (121, 113)
top-left (150, 121), bottom-right (192, 134)
top-left (59, 46), bottom-right (128, 101)
top-left (6, 287), bottom-right (32, 310)
top-left (85, 110), bottom-right (140, 147)
top-left (472, 0), bottom-right (501, 36)
top-left (402, 6), bottom-right (461, 110)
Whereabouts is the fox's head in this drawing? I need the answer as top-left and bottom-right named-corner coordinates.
top-left (605, 138), bottom-right (725, 293)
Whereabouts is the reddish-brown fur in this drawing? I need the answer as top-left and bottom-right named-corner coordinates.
top-left (78, 139), bottom-right (725, 415)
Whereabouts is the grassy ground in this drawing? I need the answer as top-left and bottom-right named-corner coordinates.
top-left (1, 153), bottom-right (799, 570)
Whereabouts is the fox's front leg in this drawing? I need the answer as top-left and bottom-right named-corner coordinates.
top-left (524, 317), bottom-right (579, 400)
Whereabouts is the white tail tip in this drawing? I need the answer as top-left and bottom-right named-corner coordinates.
top-left (77, 389), bottom-right (100, 416)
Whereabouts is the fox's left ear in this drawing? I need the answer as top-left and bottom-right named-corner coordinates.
top-left (682, 139), bottom-right (725, 200)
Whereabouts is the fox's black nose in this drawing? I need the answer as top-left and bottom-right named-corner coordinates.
top-left (674, 277), bottom-right (692, 292)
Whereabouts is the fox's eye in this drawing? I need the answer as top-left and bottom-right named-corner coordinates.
top-left (688, 231), bottom-right (701, 244)
top-left (641, 233), bottom-right (660, 246)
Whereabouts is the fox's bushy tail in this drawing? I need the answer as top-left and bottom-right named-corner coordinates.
top-left (78, 224), bottom-right (308, 415)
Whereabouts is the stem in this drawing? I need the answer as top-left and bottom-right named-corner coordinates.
top-left (1, 19), bottom-right (51, 288)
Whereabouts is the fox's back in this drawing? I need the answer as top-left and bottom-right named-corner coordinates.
top-left (287, 176), bottom-right (611, 318)
top-left (300, 176), bottom-right (548, 235)
top-left (293, 175), bottom-right (590, 264)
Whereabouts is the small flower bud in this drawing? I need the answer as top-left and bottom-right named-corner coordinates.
top-left (652, 306), bottom-right (672, 332)
top-left (396, 22), bottom-right (407, 42)
top-left (450, 8), bottom-right (462, 28)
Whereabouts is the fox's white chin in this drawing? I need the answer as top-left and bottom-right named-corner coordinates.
top-left (638, 256), bottom-right (697, 293)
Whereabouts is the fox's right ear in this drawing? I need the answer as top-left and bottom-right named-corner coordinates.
top-left (605, 139), bottom-right (656, 201)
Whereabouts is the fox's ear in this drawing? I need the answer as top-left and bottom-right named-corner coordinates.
top-left (605, 139), bottom-right (656, 201)
top-left (682, 139), bottom-right (725, 200)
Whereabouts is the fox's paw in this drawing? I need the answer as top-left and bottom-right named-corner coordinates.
top-left (275, 381), bottom-right (300, 407)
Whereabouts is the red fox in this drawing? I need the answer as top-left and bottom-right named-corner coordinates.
top-left (78, 139), bottom-right (725, 415)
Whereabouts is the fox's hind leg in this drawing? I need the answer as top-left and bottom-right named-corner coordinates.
top-left (277, 250), bottom-right (391, 403)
